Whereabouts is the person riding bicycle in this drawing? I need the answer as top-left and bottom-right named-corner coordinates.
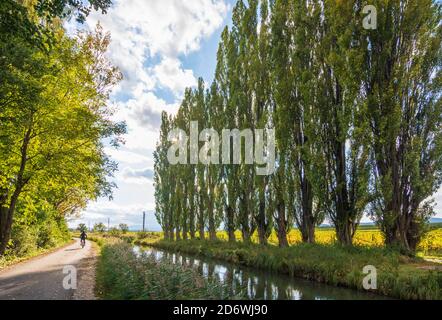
top-left (80, 230), bottom-right (87, 247)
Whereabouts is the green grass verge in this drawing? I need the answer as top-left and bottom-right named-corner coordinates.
top-left (95, 241), bottom-right (242, 300)
top-left (151, 240), bottom-right (442, 300)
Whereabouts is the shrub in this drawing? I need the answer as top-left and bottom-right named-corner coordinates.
top-left (8, 225), bottom-right (39, 258)
top-left (108, 228), bottom-right (121, 237)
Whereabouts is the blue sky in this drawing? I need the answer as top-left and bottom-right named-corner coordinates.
top-left (68, 0), bottom-right (236, 231)
top-left (69, 0), bottom-right (442, 231)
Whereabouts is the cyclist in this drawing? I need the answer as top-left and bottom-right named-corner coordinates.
top-left (80, 230), bottom-right (87, 248)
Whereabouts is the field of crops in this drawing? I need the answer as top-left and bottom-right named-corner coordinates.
top-left (90, 226), bottom-right (442, 257)
top-left (214, 228), bottom-right (442, 255)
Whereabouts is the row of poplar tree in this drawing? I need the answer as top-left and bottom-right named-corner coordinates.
top-left (154, 0), bottom-right (442, 252)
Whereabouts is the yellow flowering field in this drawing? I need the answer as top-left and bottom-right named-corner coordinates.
top-left (215, 227), bottom-right (442, 254)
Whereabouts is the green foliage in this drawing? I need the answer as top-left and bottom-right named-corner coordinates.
top-left (119, 223), bottom-right (129, 234)
top-left (108, 227), bottom-right (121, 237)
top-left (133, 232), bottom-right (163, 246)
top-left (34, 0), bottom-right (113, 23)
top-left (77, 223), bottom-right (87, 233)
top-left (0, 1), bottom-right (124, 256)
top-left (361, 0), bottom-right (442, 252)
top-left (153, 0), bottom-right (442, 252)
top-left (5, 213), bottom-right (69, 258)
top-left (93, 223), bottom-right (106, 233)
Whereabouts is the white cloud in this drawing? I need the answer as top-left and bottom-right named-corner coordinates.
top-left (69, 201), bottom-right (159, 230)
top-left (107, 0), bottom-right (229, 57)
top-left (431, 191), bottom-right (442, 218)
top-left (154, 58), bottom-right (197, 95)
top-left (128, 91), bottom-right (180, 128)
top-left (83, 0), bottom-right (228, 96)
top-left (111, 91), bottom-right (179, 151)
top-left (121, 167), bottom-right (155, 184)
top-left (104, 147), bottom-right (150, 165)
top-left (66, 0), bottom-right (230, 231)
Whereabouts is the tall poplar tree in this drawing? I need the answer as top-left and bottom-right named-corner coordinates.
top-left (362, 0), bottom-right (442, 251)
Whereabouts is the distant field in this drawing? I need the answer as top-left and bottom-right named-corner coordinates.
top-left (86, 226), bottom-right (442, 256)
top-left (214, 228), bottom-right (442, 256)
top-left (430, 223), bottom-right (442, 229)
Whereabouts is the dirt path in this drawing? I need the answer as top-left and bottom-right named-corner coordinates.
top-left (0, 239), bottom-right (98, 300)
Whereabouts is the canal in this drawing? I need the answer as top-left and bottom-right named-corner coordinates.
top-left (135, 246), bottom-right (390, 300)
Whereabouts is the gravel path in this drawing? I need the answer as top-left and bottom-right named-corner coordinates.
top-left (0, 239), bottom-right (98, 300)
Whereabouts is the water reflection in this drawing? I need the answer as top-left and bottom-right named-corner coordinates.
top-left (135, 246), bottom-right (389, 301)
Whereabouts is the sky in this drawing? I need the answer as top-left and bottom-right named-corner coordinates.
top-left (68, 0), bottom-right (442, 231)
top-left (67, 0), bottom-right (236, 231)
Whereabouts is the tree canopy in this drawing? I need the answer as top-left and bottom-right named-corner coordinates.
top-left (0, 0), bottom-right (124, 255)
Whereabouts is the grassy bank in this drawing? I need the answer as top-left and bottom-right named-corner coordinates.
top-left (95, 241), bottom-right (240, 300)
top-left (151, 240), bottom-right (442, 300)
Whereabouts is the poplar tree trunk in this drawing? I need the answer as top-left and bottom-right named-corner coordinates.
top-left (242, 229), bottom-right (251, 243)
top-left (198, 208), bottom-right (205, 240)
top-left (226, 206), bottom-right (236, 243)
top-left (335, 222), bottom-right (353, 246)
top-left (208, 198), bottom-right (217, 241)
top-left (182, 221), bottom-right (188, 240)
top-left (189, 201), bottom-right (196, 239)
top-left (276, 202), bottom-right (289, 247)
top-left (175, 227), bottom-right (181, 241)
top-left (257, 199), bottom-right (268, 245)
top-left (299, 179), bottom-right (315, 244)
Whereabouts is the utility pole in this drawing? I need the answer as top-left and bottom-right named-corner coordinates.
top-left (142, 211), bottom-right (146, 232)
top-left (108, 218), bottom-right (110, 231)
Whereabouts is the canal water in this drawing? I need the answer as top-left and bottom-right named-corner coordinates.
top-left (134, 246), bottom-right (390, 300)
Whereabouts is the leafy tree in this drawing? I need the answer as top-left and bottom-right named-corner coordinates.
top-left (0, 21), bottom-right (124, 254)
top-left (119, 223), bottom-right (129, 234)
top-left (309, 1), bottom-right (371, 246)
top-left (361, 0), bottom-right (442, 252)
top-left (154, 112), bottom-right (174, 240)
top-left (194, 79), bottom-right (208, 240)
top-left (93, 222), bottom-right (106, 233)
top-left (270, 0), bottom-right (291, 247)
top-left (77, 223), bottom-right (87, 233)
top-left (233, 0), bottom-right (258, 243)
top-left (34, 0), bottom-right (113, 23)
top-left (153, 0), bottom-right (441, 253)
top-left (253, 0), bottom-right (273, 245)
top-left (108, 227), bottom-right (120, 236)
top-left (216, 26), bottom-right (239, 243)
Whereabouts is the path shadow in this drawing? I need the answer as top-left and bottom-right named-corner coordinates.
top-left (0, 268), bottom-right (73, 300)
